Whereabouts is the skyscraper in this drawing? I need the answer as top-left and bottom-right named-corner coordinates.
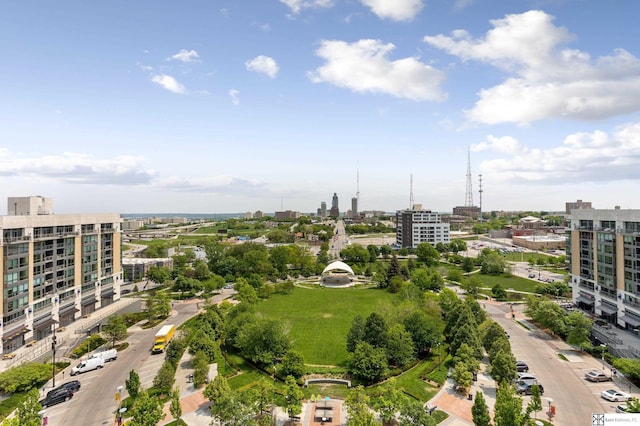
top-left (351, 197), bottom-right (358, 219)
top-left (320, 202), bottom-right (327, 218)
top-left (330, 193), bottom-right (340, 217)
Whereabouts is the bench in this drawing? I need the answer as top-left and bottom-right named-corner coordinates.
top-left (2, 353), bottom-right (16, 360)
top-left (304, 378), bottom-right (351, 388)
top-left (26, 340), bottom-right (36, 347)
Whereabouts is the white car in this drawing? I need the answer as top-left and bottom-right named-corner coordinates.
top-left (601, 389), bottom-right (631, 402)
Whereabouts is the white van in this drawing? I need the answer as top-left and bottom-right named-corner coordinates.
top-left (71, 357), bottom-right (105, 376)
top-left (89, 349), bottom-right (117, 362)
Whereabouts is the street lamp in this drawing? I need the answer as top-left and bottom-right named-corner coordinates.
top-left (601, 344), bottom-right (607, 370)
top-left (116, 385), bottom-right (124, 425)
top-left (51, 322), bottom-right (58, 388)
top-left (546, 397), bottom-right (554, 417)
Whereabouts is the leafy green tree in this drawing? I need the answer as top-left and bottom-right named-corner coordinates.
top-left (449, 239), bottom-right (467, 253)
top-left (479, 320), bottom-right (508, 352)
top-left (146, 265), bottom-right (171, 284)
top-left (234, 278), bottom-right (259, 304)
top-left (170, 386), bottom-right (182, 422)
top-left (350, 342), bottom-right (388, 384)
top-left (193, 259), bottom-right (211, 281)
top-left (492, 284), bottom-right (507, 300)
top-left (565, 310), bottom-right (593, 348)
top-left (279, 350), bottom-right (305, 379)
top-left (385, 324), bottom-right (415, 367)
top-left (453, 343), bottom-right (480, 373)
top-left (192, 351), bottom-right (209, 388)
top-left (346, 315), bottom-right (365, 353)
top-left (494, 382), bottom-right (525, 426)
top-left (130, 390), bottom-right (166, 426)
top-left (461, 256), bottom-right (475, 273)
top-left (152, 360), bottom-right (175, 394)
top-left (126, 369), bottom-right (141, 400)
top-left (344, 385), bottom-right (377, 426)
top-left (403, 310), bottom-right (439, 356)
top-left (173, 276), bottom-right (202, 297)
top-left (472, 391), bottom-right (491, 426)
top-left (399, 399), bottom-right (436, 426)
top-left (527, 383), bottom-right (543, 419)
top-left (283, 375), bottom-right (304, 419)
top-left (103, 315), bottom-right (128, 348)
top-left (340, 244), bottom-right (371, 265)
top-left (0, 363), bottom-right (53, 393)
top-left (374, 380), bottom-right (405, 424)
top-left (385, 254), bottom-right (402, 286)
top-left (188, 329), bottom-right (219, 362)
top-left (11, 389), bottom-right (41, 426)
top-left (364, 312), bottom-right (389, 349)
top-left (252, 378), bottom-right (275, 415)
top-left (236, 317), bottom-right (291, 366)
top-left (416, 242), bottom-right (440, 267)
top-left (388, 275), bottom-right (404, 293)
top-left (489, 349), bottom-right (517, 385)
top-left (626, 397), bottom-right (640, 413)
top-left (614, 358), bottom-right (640, 382)
top-left (452, 362), bottom-right (473, 393)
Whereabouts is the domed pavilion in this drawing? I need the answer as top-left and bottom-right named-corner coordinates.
top-left (320, 261), bottom-right (356, 287)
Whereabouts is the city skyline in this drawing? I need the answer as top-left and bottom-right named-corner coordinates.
top-left (2, 1), bottom-right (640, 214)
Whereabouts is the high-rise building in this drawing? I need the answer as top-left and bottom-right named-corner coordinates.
top-left (0, 197), bottom-right (122, 353)
top-left (330, 193), bottom-right (340, 217)
top-left (351, 197), bottom-right (358, 219)
top-left (396, 206), bottom-right (450, 248)
top-left (321, 202), bottom-right (327, 218)
top-left (566, 199), bottom-right (593, 215)
top-left (567, 208), bottom-right (640, 331)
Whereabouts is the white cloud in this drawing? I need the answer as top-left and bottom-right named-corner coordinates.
top-left (453, 0), bottom-right (474, 10)
top-left (475, 121), bottom-right (640, 183)
top-left (424, 10), bottom-right (640, 124)
top-left (360, 0), bottom-right (423, 22)
top-left (0, 150), bottom-right (155, 185)
top-left (280, 0), bottom-right (333, 14)
top-left (229, 89), bottom-right (240, 106)
top-left (151, 74), bottom-right (186, 94)
top-left (155, 175), bottom-right (266, 195)
top-left (167, 49), bottom-right (200, 63)
top-left (307, 39), bottom-right (446, 101)
top-left (245, 55), bottom-right (279, 78)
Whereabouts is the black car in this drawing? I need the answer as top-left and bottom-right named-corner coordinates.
top-left (516, 361), bottom-right (529, 372)
top-left (48, 380), bottom-right (81, 396)
top-left (39, 388), bottom-right (73, 408)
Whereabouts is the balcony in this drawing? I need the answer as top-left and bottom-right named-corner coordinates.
top-left (623, 299), bottom-right (640, 310)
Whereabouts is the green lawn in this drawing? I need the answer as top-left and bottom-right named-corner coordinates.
top-left (474, 273), bottom-right (540, 293)
top-left (254, 287), bottom-right (396, 366)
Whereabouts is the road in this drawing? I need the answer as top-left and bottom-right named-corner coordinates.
top-left (329, 220), bottom-right (348, 259)
top-left (491, 302), bottom-right (632, 425)
top-left (42, 290), bottom-right (234, 426)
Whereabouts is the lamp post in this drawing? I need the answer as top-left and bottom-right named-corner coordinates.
top-left (116, 385), bottom-right (124, 425)
top-left (51, 323), bottom-right (58, 388)
top-left (546, 397), bottom-right (554, 417)
top-left (601, 343), bottom-right (607, 370)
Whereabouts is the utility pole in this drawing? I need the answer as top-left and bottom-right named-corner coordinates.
top-left (51, 324), bottom-right (58, 387)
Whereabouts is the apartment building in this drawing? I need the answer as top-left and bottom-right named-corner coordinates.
top-left (0, 197), bottom-right (122, 353)
top-left (396, 206), bottom-right (450, 248)
top-left (567, 208), bottom-right (640, 331)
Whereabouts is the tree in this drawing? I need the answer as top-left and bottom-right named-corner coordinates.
top-left (129, 390), bottom-right (165, 426)
top-left (236, 317), bottom-right (291, 366)
top-left (492, 284), bottom-right (507, 300)
top-left (461, 256), bottom-right (475, 273)
top-left (416, 242), bottom-right (440, 267)
top-left (103, 315), bottom-right (128, 348)
top-left (472, 391), bottom-right (491, 426)
top-left (452, 362), bottom-right (473, 393)
top-left (146, 265), bottom-right (171, 284)
top-left (153, 361), bottom-right (176, 394)
top-left (565, 311), bottom-right (592, 348)
top-left (173, 276), bottom-right (202, 297)
top-left (340, 244), bottom-right (371, 265)
top-left (170, 386), bottom-right (182, 422)
top-left (363, 312), bottom-right (389, 349)
top-left (374, 380), bottom-right (404, 425)
top-left (350, 342), bottom-right (388, 384)
top-left (403, 311), bottom-right (439, 356)
top-left (399, 399), bottom-right (436, 426)
top-left (283, 375), bottom-right (304, 419)
top-left (126, 369), bottom-right (141, 400)
top-left (279, 350), bottom-right (305, 379)
top-left (346, 315), bottom-right (365, 353)
top-left (192, 351), bottom-right (210, 388)
top-left (493, 382), bottom-right (525, 426)
top-left (385, 324), bottom-right (415, 367)
top-left (344, 385), bottom-right (377, 426)
top-left (12, 388), bottom-right (41, 426)
top-left (234, 278), bottom-right (259, 304)
top-left (489, 349), bottom-right (517, 385)
top-left (385, 254), bottom-right (402, 286)
top-left (527, 383), bottom-right (543, 419)
top-left (452, 343), bottom-right (480, 373)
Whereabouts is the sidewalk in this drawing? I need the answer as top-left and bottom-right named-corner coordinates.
top-left (0, 296), bottom-right (140, 375)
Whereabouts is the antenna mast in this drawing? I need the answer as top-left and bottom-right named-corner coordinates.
top-left (465, 147), bottom-right (474, 207)
top-left (409, 174), bottom-right (414, 209)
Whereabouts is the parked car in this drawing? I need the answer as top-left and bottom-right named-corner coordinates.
top-left (585, 370), bottom-right (612, 382)
top-left (516, 361), bottom-right (529, 372)
top-left (516, 380), bottom-right (544, 395)
top-left (517, 373), bottom-right (537, 382)
top-left (601, 389), bottom-right (631, 402)
top-left (616, 404), bottom-right (628, 413)
top-left (48, 380), bottom-right (81, 397)
top-left (71, 357), bottom-right (104, 376)
top-left (89, 349), bottom-right (117, 362)
top-left (39, 388), bottom-right (73, 408)
top-left (528, 273), bottom-right (536, 278)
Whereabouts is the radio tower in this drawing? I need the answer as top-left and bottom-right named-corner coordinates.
top-left (465, 147), bottom-right (474, 207)
top-left (409, 174), bottom-right (414, 209)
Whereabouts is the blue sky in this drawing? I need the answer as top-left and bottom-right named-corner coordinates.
top-left (2, 0), bottom-right (640, 214)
